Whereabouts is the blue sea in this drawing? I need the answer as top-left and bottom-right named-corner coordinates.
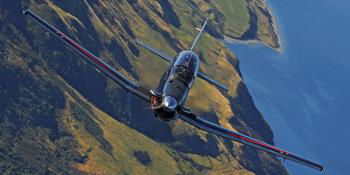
top-left (228, 0), bottom-right (350, 175)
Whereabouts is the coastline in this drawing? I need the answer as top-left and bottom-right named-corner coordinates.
top-left (223, 36), bottom-right (283, 53)
top-left (224, 0), bottom-right (282, 52)
top-left (225, 0), bottom-right (349, 174)
top-left (264, 0), bottom-right (283, 51)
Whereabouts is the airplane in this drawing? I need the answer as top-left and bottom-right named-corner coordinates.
top-left (23, 9), bottom-right (324, 172)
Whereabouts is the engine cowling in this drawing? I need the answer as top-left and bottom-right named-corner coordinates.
top-left (150, 90), bottom-right (177, 121)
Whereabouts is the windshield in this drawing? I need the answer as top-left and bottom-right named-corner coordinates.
top-left (174, 52), bottom-right (199, 74)
top-left (172, 65), bottom-right (194, 85)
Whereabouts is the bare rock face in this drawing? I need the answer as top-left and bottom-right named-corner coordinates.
top-left (0, 1), bottom-right (287, 174)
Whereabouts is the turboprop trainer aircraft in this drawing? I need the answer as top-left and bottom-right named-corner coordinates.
top-left (23, 9), bottom-right (324, 172)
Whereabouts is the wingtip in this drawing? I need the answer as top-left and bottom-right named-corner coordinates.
top-left (134, 39), bottom-right (141, 44)
top-left (219, 84), bottom-right (229, 92)
top-left (23, 9), bottom-right (30, 15)
top-left (220, 86), bottom-right (229, 92)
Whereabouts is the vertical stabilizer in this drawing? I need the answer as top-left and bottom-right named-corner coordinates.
top-left (189, 19), bottom-right (208, 51)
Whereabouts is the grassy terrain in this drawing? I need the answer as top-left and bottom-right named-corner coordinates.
top-left (215, 0), bottom-right (250, 36)
top-left (57, 78), bottom-right (180, 175)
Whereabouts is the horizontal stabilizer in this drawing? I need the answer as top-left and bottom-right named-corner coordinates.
top-left (135, 40), bottom-right (174, 63)
top-left (197, 72), bottom-right (229, 91)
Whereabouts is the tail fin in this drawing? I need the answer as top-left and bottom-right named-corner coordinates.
top-left (189, 18), bottom-right (208, 51)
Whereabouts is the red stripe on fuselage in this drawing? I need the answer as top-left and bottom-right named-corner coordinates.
top-left (56, 30), bottom-right (116, 79)
top-left (228, 132), bottom-right (289, 155)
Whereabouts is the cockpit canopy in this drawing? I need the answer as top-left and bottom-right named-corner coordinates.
top-left (174, 51), bottom-right (200, 75)
top-left (171, 65), bottom-right (194, 85)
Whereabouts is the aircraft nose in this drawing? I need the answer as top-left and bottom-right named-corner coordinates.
top-left (162, 96), bottom-right (177, 112)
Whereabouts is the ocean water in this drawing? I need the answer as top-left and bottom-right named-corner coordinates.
top-left (228, 0), bottom-right (350, 175)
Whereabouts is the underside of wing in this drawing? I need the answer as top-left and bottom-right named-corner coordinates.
top-left (178, 110), bottom-right (324, 171)
top-left (24, 10), bottom-right (151, 102)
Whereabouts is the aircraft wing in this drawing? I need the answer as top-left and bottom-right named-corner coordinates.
top-left (197, 72), bottom-right (229, 91)
top-left (24, 10), bottom-right (151, 101)
top-left (178, 109), bottom-right (324, 171)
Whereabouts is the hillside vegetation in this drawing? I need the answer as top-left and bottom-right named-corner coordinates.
top-left (0, 0), bottom-right (285, 175)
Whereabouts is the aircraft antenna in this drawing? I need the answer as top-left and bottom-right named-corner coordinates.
top-left (189, 18), bottom-right (208, 52)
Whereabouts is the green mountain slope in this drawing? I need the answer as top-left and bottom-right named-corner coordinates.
top-left (0, 0), bottom-right (285, 175)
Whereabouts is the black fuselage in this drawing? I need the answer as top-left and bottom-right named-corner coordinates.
top-left (152, 51), bottom-right (200, 121)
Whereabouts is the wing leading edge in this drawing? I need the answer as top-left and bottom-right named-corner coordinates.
top-left (24, 10), bottom-right (151, 101)
top-left (178, 111), bottom-right (324, 171)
